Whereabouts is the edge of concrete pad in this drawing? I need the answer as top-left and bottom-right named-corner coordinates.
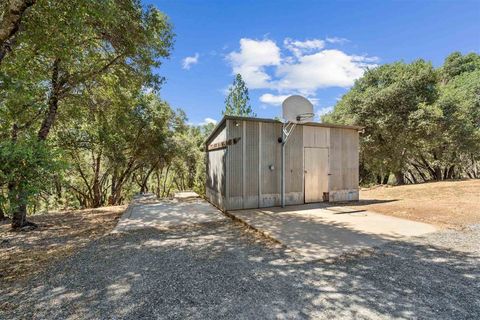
top-left (226, 209), bottom-right (386, 263)
top-left (223, 210), bottom-right (284, 246)
top-left (111, 201), bottom-right (137, 234)
top-left (200, 195), bottom-right (285, 247)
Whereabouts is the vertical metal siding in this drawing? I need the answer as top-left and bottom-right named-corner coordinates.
top-left (244, 121), bottom-right (259, 208)
top-left (226, 119), bottom-right (244, 209)
top-left (285, 125), bottom-right (303, 194)
top-left (259, 122), bottom-right (281, 207)
top-left (329, 128), bottom-right (359, 191)
top-left (205, 126), bottom-right (227, 209)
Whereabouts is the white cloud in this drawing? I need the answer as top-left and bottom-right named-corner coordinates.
top-left (226, 37), bottom-right (378, 105)
top-left (260, 93), bottom-right (319, 107)
top-left (276, 49), bottom-right (373, 93)
top-left (315, 106), bottom-right (334, 121)
top-left (284, 38), bottom-right (325, 58)
top-left (259, 93), bottom-right (290, 106)
top-left (326, 37), bottom-right (349, 44)
top-left (182, 53), bottom-right (199, 70)
top-left (226, 38), bottom-right (281, 89)
top-left (200, 117), bottom-right (217, 125)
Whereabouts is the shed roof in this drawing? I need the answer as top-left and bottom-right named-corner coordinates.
top-left (205, 115), bottom-right (363, 145)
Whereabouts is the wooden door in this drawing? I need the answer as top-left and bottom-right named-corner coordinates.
top-left (304, 147), bottom-right (329, 203)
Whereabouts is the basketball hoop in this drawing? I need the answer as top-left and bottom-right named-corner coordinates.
top-left (296, 112), bottom-right (315, 122)
top-left (282, 95), bottom-right (314, 124)
top-left (280, 96), bottom-right (315, 207)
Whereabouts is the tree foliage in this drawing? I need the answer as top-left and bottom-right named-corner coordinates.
top-left (223, 73), bottom-right (256, 117)
top-left (0, 1), bottom-right (213, 229)
top-left (323, 52), bottom-right (480, 185)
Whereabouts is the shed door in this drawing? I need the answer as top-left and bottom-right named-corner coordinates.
top-left (304, 147), bottom-right (329, 203)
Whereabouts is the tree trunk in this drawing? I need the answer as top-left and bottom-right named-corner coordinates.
top-left (0, 206), bottom-right (5, 220)
top-left (447, 165), bottom-right (455, 179)
top-left (419, 155), bottom-right (437, 180)
top-left (11, 202), bottom-right (27, 229)
top-left (407, 170), bottom-right (418, 184)
top-left (91, 153), bottom-right (102, 208)
top-left (10, 186), bottom-right (37, 230)
top-left (411, 162), bottom-right (428, 182)
top-left (382, 174), bottom-right (389, 185)
top-left (394, 171), bottom-right (405, 185)
top-left (54, 174), bottom-right (62, 199)
top-left (38, 58), bottom-right (62, 140)
top-left (443, 167), bottom-right (448, 180)
top-left (434, 166), bottom-right (442, 181)
top-left (0, 0), bottom-right (36, 64)
top-left (405, 175), bottom-right (413, 184)
top-left (161, 165), bottom-right (170, 197)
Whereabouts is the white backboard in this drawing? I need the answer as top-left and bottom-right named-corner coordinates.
top-left (282, 95), bottom-right (314, 123)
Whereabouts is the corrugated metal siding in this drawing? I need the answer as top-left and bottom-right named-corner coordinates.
top-left (329, 128), bottom-right (359, 191)
top-left (206, 150), bottom-right (226, 193)
top-left (285, 125), bottom-right (303, 194)
top-left (205, 126), bottom-right (227, 209)
top-left (210, 119), bottom-right (359, 210)
top-left (259, 122), bottom-right (281, 207)
top-left (206, 126), bottom-right (226, 192)
top-left (303, 125), bottom-right (330, 148)
top-left (260, 122), bottom-right (281, 194)
top-left (227, 120), bottom-right (243, 197)
top-left (244, 121), bottom-right (259, 208)
top-left (226, 120), bottom-right (244, 209)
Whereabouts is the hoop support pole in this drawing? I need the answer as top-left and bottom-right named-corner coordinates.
top-left (281, 122), bottom-right (296, 208)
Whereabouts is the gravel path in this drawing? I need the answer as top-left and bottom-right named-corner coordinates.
top-left (1, 221), bottom-right (479, 320)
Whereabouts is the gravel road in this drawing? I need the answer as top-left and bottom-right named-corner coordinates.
top-left (1, 221), bottom-right (479, 320)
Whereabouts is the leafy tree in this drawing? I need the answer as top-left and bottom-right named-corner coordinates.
top-left (324, 60), bottom-right (438, 184)
top-left (324, 52), bottom-right (480, 185)
top-left (0, 0), bottom-right (36, 64)
top-left (0, 1), bottom-right (173, 228)
top-left (0, 139), bottom-right (62, 227)
top-left (442, 52), bottom-right (480, 80)
top-left (223, 73), bottom-right (256, 117)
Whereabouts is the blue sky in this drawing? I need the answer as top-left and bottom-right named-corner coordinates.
top-left (148, 0), bottom-right (480, 126)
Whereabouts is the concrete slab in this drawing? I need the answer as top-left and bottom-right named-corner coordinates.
top-left (113, 194), bottom-right (227, 233)
top-left (173, 191), bottom-right (200, 200)
top-left (229, 203), bottom-right (437, 261)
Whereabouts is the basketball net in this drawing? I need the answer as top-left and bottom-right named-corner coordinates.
top-left (281, 112), bottom-right (315, 144)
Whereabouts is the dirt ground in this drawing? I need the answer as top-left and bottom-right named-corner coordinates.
top-left (0, 206), bottom-right (126, 283)
top-left (1, 180), bottom-right (478, 284)
top-left (343, 180), bottom-right (480, 229)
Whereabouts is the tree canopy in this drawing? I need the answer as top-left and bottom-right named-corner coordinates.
top-left (323, 52), bottom-right (480, 185)
top-left (0, 1), bottom-right (215, 229)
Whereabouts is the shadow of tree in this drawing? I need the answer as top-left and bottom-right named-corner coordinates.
top-left (1, 221), bottom-right (478, 319)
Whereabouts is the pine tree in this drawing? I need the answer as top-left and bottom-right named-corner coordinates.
top-left (223, 74), bottom-right (256, 117)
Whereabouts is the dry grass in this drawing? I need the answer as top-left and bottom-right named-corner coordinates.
top-left (0, 205), bottom-right (126, 283)
top-left (345, 180), bottom-right (480, 229)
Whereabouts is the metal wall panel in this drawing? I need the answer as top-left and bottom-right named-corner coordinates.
top-left (244, 121), bottom-right (259, 208)
top-left (260, 122), bottom-right (281, 207)
top-left (285, 125), bottom-right (303, 194)
top-left (303, 125), bottom-right (330, 148)
top-left (212, 119), bottom-right (359, 209)
top-left (304, 147), bottom-right (329, 202)
top-left (205, 126), bottom-right (227, 209)
top-left (205, 126), bottom-right (226, 192)
top-left (329, 128), bottom-right (359, 192)
top-left (226, 119), bottom-right (244, 209)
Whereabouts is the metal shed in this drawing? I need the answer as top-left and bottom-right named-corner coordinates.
top-left (205, 116), bottom-right (362, 211)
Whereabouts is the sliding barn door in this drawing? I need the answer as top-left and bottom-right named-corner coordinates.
top-left (304, 147), bottom-right (329, 203)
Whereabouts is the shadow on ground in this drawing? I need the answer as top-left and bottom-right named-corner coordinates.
top-left (1, 220), bottom-right (478, 319)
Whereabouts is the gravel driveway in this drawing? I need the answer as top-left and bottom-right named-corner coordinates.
top-left (1, 220), bottom-right (479, 319)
